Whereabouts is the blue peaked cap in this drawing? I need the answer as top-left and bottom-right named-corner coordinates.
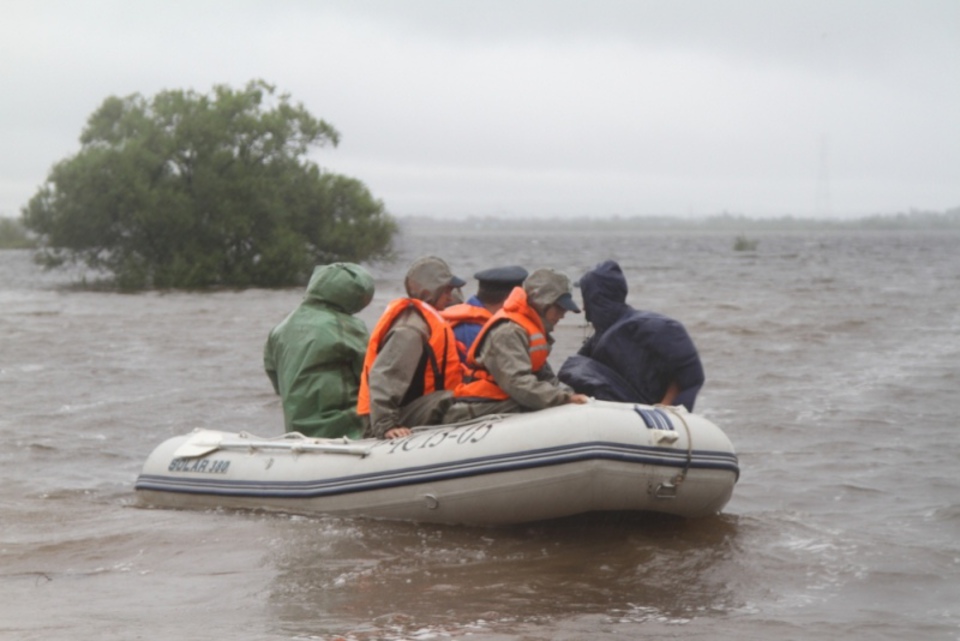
top-left (473, 265), bottom-right (528, 286)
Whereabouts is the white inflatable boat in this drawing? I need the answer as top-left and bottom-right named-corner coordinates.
top-left (135, 400), bottom-right (739, 525)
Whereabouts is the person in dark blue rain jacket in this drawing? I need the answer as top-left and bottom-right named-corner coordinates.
top-left (558, 260), bottom-right (704, 411)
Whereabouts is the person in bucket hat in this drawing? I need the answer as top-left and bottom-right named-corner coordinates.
top-left (444, 268), bottom-right (589, 422)
top-left (357, 256), bottom-right (466, 439)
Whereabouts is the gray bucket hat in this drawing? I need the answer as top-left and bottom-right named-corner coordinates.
top-left (523, 268), bottom-right (581, 313)
top-left (405, 256), bottom-right (466, 301)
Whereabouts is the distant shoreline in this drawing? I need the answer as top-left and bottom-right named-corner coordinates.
top-left (397, 207), bottom-right (960, 233)
top-left (4, 207), bottom-right (960, 252)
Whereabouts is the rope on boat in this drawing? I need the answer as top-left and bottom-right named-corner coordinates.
top-left (660, 405), bottom-right (694, 487)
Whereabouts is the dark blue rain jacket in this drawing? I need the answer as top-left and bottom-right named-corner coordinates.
top-left (558, 260), bottom-right (704, 411)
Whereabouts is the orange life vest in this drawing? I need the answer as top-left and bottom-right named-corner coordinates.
top-left (440, 303), bottom-right (493, 363)
top-left (455, 287), bottom-right (549, 401)
top-left (357, 298), bottom-right (462, 416)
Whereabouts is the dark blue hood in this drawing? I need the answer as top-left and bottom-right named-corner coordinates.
top-left (579, 260), bottom-right (630, 333)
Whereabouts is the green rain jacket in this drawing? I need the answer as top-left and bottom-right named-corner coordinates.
top-left (264, 263), bottom-right (375, 439)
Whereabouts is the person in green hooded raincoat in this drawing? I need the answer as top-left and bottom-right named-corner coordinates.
top-left (264, 263), bottom-right (375, 439)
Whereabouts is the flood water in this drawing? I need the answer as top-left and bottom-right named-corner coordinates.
top-left (1, 224), bottom-right (959, 640)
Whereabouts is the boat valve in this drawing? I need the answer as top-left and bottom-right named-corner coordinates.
top-left (651, 474), bottom-right (684, 500)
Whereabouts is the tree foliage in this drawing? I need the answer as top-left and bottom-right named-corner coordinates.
top-left (22, 80), bottom-right (396, 289)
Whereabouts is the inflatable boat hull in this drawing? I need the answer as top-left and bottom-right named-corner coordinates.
top-left (135, 401), bottom-right (738, 525)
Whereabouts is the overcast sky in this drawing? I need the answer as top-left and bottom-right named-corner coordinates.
top-left (2, 0), bottom-right (958, 219)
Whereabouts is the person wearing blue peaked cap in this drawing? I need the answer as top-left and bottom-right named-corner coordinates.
top-left (441, 265), bottom-right (529, 362)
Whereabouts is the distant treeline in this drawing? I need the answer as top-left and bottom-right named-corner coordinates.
top-left (3, 206), bottom-right (960, 251)
top-left (400, 206), bottom-right (960, 233)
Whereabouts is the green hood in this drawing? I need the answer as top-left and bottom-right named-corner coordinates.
top-left (305, 263), bottom-right (375, 314)
top-left (264, 262), bottom-right (375, 439)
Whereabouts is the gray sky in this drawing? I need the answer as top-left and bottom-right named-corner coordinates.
top-left (2, 0), bottom-right (958, 219)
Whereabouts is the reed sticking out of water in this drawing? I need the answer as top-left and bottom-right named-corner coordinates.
top-left (733, 234), bottom-right (759, 251)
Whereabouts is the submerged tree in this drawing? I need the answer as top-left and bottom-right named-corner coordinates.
top-left (22, 80), bottom-right (396, 289)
